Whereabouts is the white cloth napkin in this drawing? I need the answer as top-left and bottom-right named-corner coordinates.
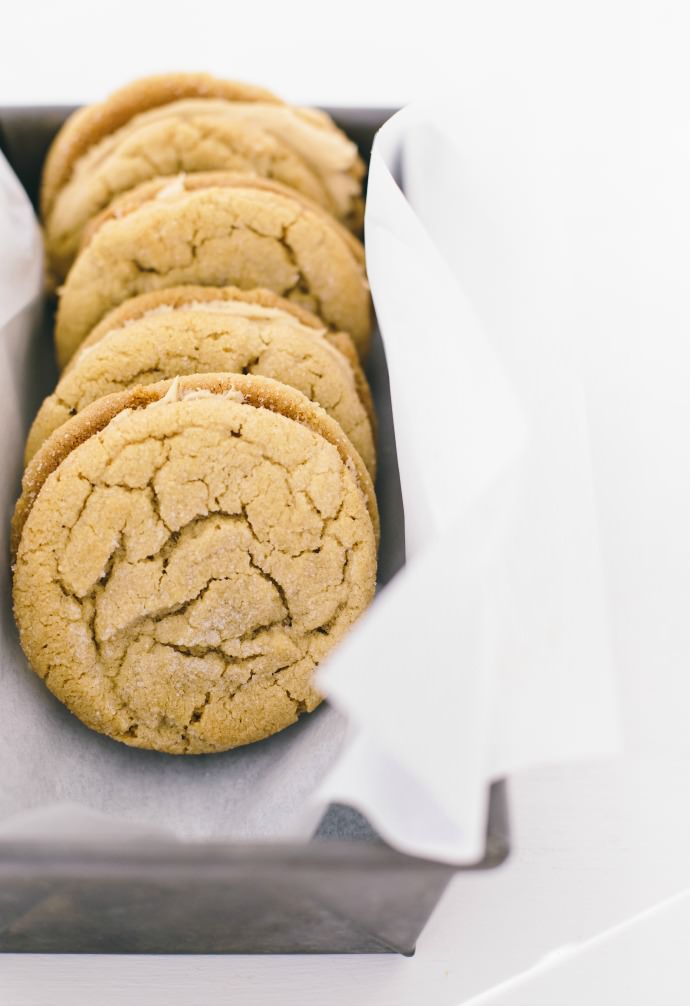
top-left (315, 104), bottom-right (621, 861)
top-left (0, 95), bottom-right (619, 862)
top-left (0, 155), bottom-right (42, 331)
top-left (0, 152), bottom-right (43, 565)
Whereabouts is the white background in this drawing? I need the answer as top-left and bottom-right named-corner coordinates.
top-left (2, 1), bottom-right (690, 1003)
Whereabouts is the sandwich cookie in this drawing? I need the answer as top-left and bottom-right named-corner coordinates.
top-left (13, 373), bottom-right (378, 754)
top-left (71, 286), bottom-right (375, 430)
top-left (41, 72), bottom-right (282, 220)
top-left (79, 171), bottom-right (365, 264)
top-left (55, 174), bottom-right (371, 366)
top-left (26, 293), bottom-right (377, 476)
top-left (42, 74), bottom-right (364, 279)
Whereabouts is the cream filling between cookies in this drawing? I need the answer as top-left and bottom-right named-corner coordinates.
top-left (67, 98), bottom-right (360, 217)
top-left (137, 298), bottom-right (326, 333)
top-left (152, 378), bottom-right (245, 407)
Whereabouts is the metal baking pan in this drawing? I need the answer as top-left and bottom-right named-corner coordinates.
top-left (0, 105), bottom-right (509, 955)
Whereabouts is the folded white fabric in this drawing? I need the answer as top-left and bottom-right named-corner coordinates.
top-left (0, 151), bottom-right (42, 332)
top-left (316, 104), bottom-right (620, 862)
top-left (0, 151), bottom-right (43, 562)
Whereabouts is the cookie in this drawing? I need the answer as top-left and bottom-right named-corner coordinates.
top-left (80, 170), bottom-right (365, 263)
top-left (26, 296), bottom-right (377, 477)
top-left (13, 373), bottom-right (378, 754)
top-left (55, 176), bottom-right (371, 367)
top-left (41, 73), bottom-right (282, 219)
top-left (42, 79), bottom-right (364, 280)
top-left (73, 285), bottom-right (376, 433)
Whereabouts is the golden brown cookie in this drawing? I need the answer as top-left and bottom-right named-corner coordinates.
top-left (79, 171), bottom-right (365, 268)
top-left (14, 372), bottom-right (379, 556)
top-left (41, 73), bottom-right (282, 219)
top-left (73, 285), bottom-right (376, 432)
top-left (13, 373), bottom-right (378, 754)
top-left (26, 297), bottom-right (376, 477)
top-left (42, 78), bottom-right (364, 279)
top-left (55, 177), bottom-right (371, 367)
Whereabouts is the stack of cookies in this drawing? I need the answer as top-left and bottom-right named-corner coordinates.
top-left (12, 74), bottom-right (379, 755)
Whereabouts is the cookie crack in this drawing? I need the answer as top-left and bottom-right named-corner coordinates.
top-left (246, 551), bottom-right (292, 627)
top-left (25, 406), bottom-right (369, 750)
top-left (120, 207), bottom-right (328, 323)
top-left (277, 220), bottom-right (325, 317)
top-left (311, 545), bottom-right (356, 638)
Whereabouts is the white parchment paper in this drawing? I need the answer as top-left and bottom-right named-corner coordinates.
top-left (0, 93), bottom-right (619, 862)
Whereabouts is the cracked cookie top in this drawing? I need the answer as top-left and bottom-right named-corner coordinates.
top-left (13, 374), bottom-right (378, 754)
top-left (72, 284), bottom-right (376, 434)
top-left (55, 177), bottom-right (371, 367)
top-left (45, 98), bottom-right (364, 281)
top-left (14, 372), bottom-right (380, 557)
top-left (25, 298), bottom-right (377, 478)
top-left (80, 171), bottom-right (365, 267)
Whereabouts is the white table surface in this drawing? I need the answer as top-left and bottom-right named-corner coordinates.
top-left (2, 1), bottom-right (689, 1003)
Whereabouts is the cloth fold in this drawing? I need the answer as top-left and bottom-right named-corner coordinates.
top-left (316, 105), bottom-right (619, 861)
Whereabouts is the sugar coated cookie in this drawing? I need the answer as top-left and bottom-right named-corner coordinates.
top-left (71, 286), bottom-right (375, 431)
top-left (13, 374), bottom-right (378, 754)
top-left (55, 176), bottom-right (371, 366)
top-left (42, 74), bottom-right (364, 279)
top-left (27, 293), bottom-right (376, 476)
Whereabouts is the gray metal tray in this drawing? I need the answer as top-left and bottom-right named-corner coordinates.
top-left (0, 106), bottom-right (509, 955)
